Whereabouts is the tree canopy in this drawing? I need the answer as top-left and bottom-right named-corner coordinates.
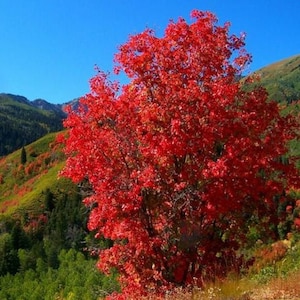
top-left (61, 10), bottom-right (299, 299)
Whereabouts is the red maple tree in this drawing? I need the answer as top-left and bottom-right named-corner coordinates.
top-left (61, 10), bottom-right (299, 298)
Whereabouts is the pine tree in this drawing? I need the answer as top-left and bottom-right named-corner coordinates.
top-left (21, 146), bottom-right (27, 165)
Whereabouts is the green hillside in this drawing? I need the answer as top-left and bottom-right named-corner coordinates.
top-left (0, 132), bottom-right (119, 299)
top-left (0, 93), bottom-right (64, 156)
top-left (0, 132), bottom-right (66, 215)
top-left (251, 54), bottom-right (300, 104)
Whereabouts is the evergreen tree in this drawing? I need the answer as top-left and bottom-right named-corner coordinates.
top-left (20, 146), bottom-right (27, 165)
top-left (11, 222), bottom-right (30, 250)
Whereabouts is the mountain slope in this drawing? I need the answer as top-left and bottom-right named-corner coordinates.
top-left (251, 54), bottom-right (300, 104)
top-left (0, 132), bottom-right (68, 215)
top-left (0, 93), bottom-right (65, 156)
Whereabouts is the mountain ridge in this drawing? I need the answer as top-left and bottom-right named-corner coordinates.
top-left (0, 93), bottom-right (67, 115)
top-left (0, 93), bottom-right (66, 156)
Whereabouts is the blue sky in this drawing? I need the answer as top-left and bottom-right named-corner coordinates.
top-left (0, 0), bottom-right (299, 104)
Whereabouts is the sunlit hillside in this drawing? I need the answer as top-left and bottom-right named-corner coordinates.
top-left (250, 54), bottom-right (300, 104)
top-left (0, 132), bottom-right (67, 215)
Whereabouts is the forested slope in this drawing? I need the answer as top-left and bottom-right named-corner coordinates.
top-left (0, 93), bottom-right (65, 156)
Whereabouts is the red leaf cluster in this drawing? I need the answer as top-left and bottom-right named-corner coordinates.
top-left (61, 10), bottom-right (299, 298)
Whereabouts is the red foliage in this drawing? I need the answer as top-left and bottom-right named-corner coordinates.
top-left (23, 213), bottom-right (48, 234)
top-left (61, 10), bottom-right (299, 298)
top-left (294, 218), bottom-right (300, 229)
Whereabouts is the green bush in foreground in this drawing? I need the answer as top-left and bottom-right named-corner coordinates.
top-left (0, 249), bottom-right (119, 300)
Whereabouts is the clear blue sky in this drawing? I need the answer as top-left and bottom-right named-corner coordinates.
top-left (0, 0), bottom-right (299, 104)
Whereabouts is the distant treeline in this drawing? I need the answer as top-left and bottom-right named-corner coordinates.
top-left (0, 94), bottom-right (64, 156)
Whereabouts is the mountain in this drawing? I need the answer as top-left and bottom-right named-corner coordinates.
top-left (0, 93), bottom-right (66, 156)
top-left (1, 93), bottom-right (66, 114)
top-left (31, 98), bottom-right (66, 118)
top-left (62, 97), bottom-right (81, 112)
top-left (249, 54), bottom-right (300, 104)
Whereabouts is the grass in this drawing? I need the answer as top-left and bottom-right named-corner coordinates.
top-left (137, 238), bottom-right (300, 299)
top-left (158, 239), bottom-right (300, 300)
top-left (159, 273), bottom-right (300, 299)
